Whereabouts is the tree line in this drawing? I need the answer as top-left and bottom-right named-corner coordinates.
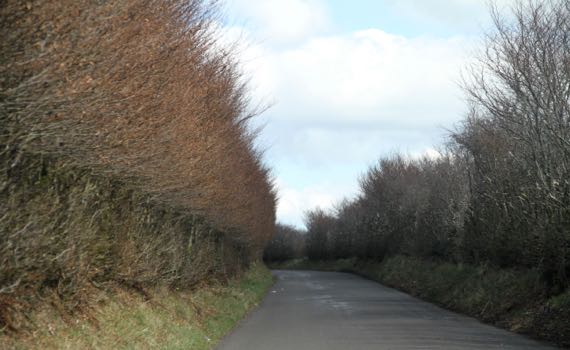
top-left (263, 224), bottom-right (306, 262)
top-left (296, 1), bottom-right (570, 291)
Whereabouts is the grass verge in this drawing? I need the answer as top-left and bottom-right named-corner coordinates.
top-left (0, 263), bottom-right (273, 350)
top-left (270, 257), bottom-right (569, 348)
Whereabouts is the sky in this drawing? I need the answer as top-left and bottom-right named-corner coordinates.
top-left (221, 0), bottom-right (514, 228)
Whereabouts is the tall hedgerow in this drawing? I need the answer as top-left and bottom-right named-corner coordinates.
top-left (0, 0), bottom-right (276, 330)
top-left (1, 0), bottom-right (276, 250)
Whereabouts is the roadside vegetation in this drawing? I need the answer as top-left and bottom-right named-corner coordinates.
top-left (1, 0), bottom-right (275, 344)
top-left (267, 1), bottom-right (570, 347)
top-left (0, 264), bottom-right (273, 350)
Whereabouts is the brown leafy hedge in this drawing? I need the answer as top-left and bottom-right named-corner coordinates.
top-left (0, 0), bottom-right (276, 331)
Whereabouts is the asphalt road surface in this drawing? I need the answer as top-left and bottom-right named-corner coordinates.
top-left (217, 270), bottom-right (557, 350)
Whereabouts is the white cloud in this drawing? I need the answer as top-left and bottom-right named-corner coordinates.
top-left (409, 147), bottom-right (443, 160)
top-left (384, 0), bottom-right (518, 31)
top-left (226, 0), bottom-right (330, 44)
top-left (222, 2), bottom-right (483, 226)
top-left (275, 178), bottom-right (351, 228)
top-left (264, 29), bottom-right (469, 127)
top-left (225, 4), bottom-right (475, 129)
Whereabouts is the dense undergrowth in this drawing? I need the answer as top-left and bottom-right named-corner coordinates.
top-left (1, 0), bottom-right (276, 339)
top-left (0, 263), bottom-right (273, 350)
top-left (272, 257), bottom-right (570, 347)
top-left (0, 155), bottom-right (252, 332)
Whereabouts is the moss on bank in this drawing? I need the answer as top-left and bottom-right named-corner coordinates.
top-left (0, 263), bottom-right (273, 350)
top-left (270, 257), bottom-right (570, 348)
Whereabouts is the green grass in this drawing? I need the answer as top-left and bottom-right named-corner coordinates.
top-left (548, 289), bottom-right (570, 308)
top-left (1, 263), bottom-right (274, 350)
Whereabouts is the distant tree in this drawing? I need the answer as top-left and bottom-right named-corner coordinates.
top-left (263, 224), bottom-right (305, 262)
top-left (304, 209), bottom-right (337, 261)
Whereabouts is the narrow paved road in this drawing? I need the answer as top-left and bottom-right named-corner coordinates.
top-left (218, 270), bottom-right (556, 350)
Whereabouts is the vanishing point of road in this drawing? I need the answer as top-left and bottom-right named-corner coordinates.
top-left (218, 270), bottom-right (556, 350)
